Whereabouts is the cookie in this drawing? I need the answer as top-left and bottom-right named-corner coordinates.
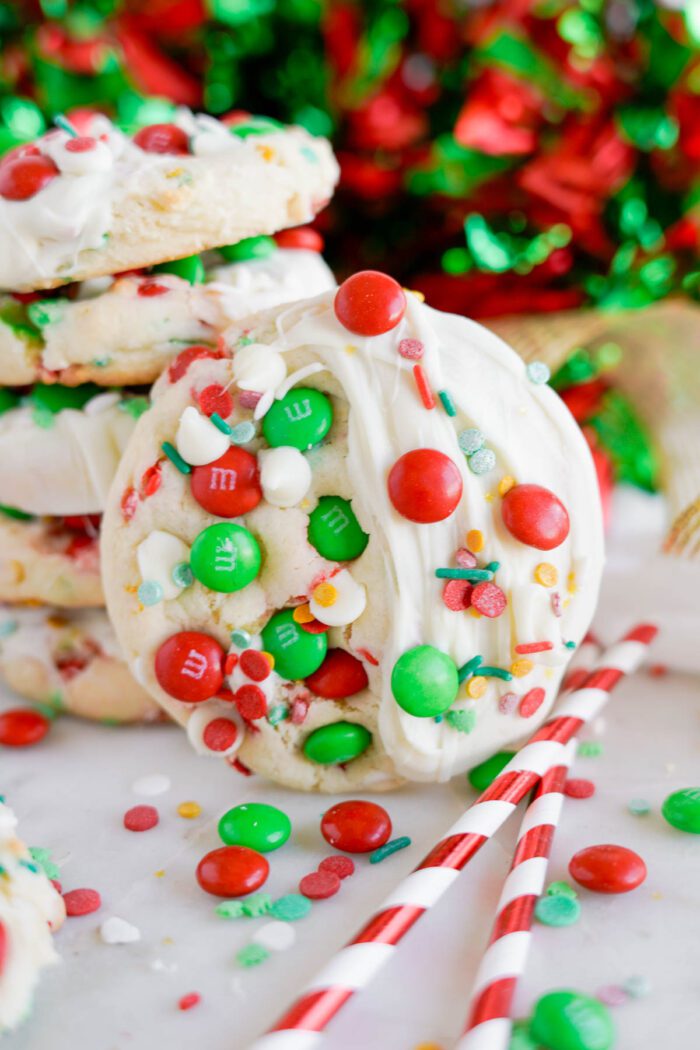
top-left (0, 606), bottom-right (161, 723)
top-left (102, 273), bottom-right (603, 792)
top-left (0, 803), bottom-right (64, 1033)
top-left (0, 512), bottom-right (102, 607)
top-left (0, 111), bottom-right (338, 292)
top-left (0, 246), bottom-right (335, 387)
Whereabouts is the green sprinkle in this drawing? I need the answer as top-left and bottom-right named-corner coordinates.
top-left (468, 751), bottom-right (515, 791)
top-left (161, 441), bottom-right (191, 475)
top-left (433, 715), bottom-right (443, 724)
top-left (231, 629), bottom-right (251, 648)
top-left (445, 709), bottom-right (476, 733)
top-left (535, 893), bottom-right (580, 927)
top-left (54, 113), bottom-right (78, 136)
top-left (458, 655), bottom-right (483, 683)
top-left (564, 639), bottom-right (577, 649)
top-left (0, 505), bottom-right (33, 521)
top-left (236, 943), bottom-right (269, 968)
top-left (478, 666), bottom-right (513, 681)
top-left (547, 881), bottom-right (578, 899)
top-left (457, 427), bottom-right (484, 455)
top-left (484, 561), bottom-right (500, 572)
top-left (172, 562), bottom-right (194, 588)
top-left (210, 412), bottom-right (233, 435)
top-left (27, 299), bottom-right (65, 328)
top-left (369, 836), bottom-right (412, 864)
top-left (230, 421), bottom-right (256, 445)
top-left (267, 704), bottom-right (289, 725)
top-left (577, 740), bottom-right (603, 757)
top-left (628, 798), bottom-right (651, 816)
top-left (270, 894), bottom-right (312, 922)
top-left (438, 390), bottom-right (457, 416)
top-left (0, 619), bottom-right (18, 638)
top-left (19, 860), bottom-right (39, 874)
top-left (435, 568), bottom-right (493, 581)
top-left (241, 893), bottom-right (273, 918)
top-left (215, 900), bottom-right (246, 919)
top-left (28, 848), bottom-right (60, 881)
top-left (119, 396), bottom-right (150, 420)
top-left (468, 447), bottom-right (496, 475)
top-left (138, 581), bottom-right (163, 606)
top-left (31, 405), bottom-right (55, 429)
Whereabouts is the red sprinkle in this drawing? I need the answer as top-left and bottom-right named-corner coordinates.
top-left (234, 684), bottom-right (267, 721)
top-left (168, 346), bottom-right (224, 383)
top-left (412, 363), bottom-right (436, 409)
top-left (471, 581), bottom-right (507, 618)
top-left (239, 650), bottom-right (272, 682)
top-left (515, 641), bottom-right (554, 654)
top-left (290, 697), bottom-right (310, 725)
top-left (564, 778), bottom-right (596, 799)
top-left (224, 653), bottom-right (239, 676)
top-left (123, 805), bottom-right (159, 832)
top-left (197, 384), bottom-right (234, 419)
top-left (398, 338), bottom-right (424, 360)
top-left (228, 756), bottom-right (253, 776)
top-left (455, 547), bottom-right (478, 568)
top-left (202, 718), bottom-right (239, 752)
top-left (0, 709), bottom-right (50, 747)
top-left (299, 870), bottom-right (341, 900)
top-left (138, 280), bottom-right (169, 298)
top-left (442, 578), bottom-right (473, 611)
top-left (318, 856), bottom-right (355, 879)
top-left (648, 663), bottom-right (668, 678)
top-left (65, 136), bottom-right (96, 153)
top-left (121, 486), bottom-right (139, 522)
top-left (519, 687), bottom-right (545, 718)
top-left (178, 992), bottom-right (201, 1012)
top-left (140, 462), bottom-right (162, 499)
top-left (63, 888), bottom-right (101, 917)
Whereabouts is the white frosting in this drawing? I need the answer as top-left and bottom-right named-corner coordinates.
top-left (231, 342), bottom-right (287, 393)
top-left (175, 406), bottom-right (230, 466)
top-left (136, 530), bottom-right (191, 600)
top-left (0, 802), bottom-right (64, 1032)
top-left (206, 250), bottom-right (335, 326)
top-left (259, 446), bottom-right (312, 507)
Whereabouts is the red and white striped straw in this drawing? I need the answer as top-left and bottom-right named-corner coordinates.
top-left (250, 624), bottom-right (656, 1050)
top-left (456, 635), bottom-right (601, 1050)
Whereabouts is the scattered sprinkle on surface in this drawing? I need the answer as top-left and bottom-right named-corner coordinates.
top-left (123, 805), bottom-right (159, 832)
top-left (370, 836), bottom-right (412, 864)
top-left (236, 943), bottom-right (269, 968)
top-left (318, 856), bottom-right (355, 879)
top-left (100, 916), bottom-right (141, 944)
top-left (535, 893), bottom-right (581, 927)
top-left (177, 801), bottom-right (201, 819)
top-left (299, 870), bottom-right (341, 900)
top-left (132, 774), bottom-right (171, 796)
top-left (63, 888), bottom-right (101, 917)
top-left (270, 895), bottom-right (313, 922)
top-left (252, 921), bottom-right (296, 952)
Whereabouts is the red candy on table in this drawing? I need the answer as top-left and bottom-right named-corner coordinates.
top-left (0, 154), bottom-right (59, 200)
top-left (190, 447), bottom-right (262, 518)
top-left (155, 631), bottom-right (225, 703)
top-left (569, 844), bottom-right (647, 894)
top-left (178, 992), bottom-right (201, 1011)
top-left (196, 845), bottom-right (269, 897)
top-left (501, 484), bottom-right (570, 550)
top-left (274, 226), bottom-right (324, 252)
top-left (388, 448), bottom-right (463, 523)
top-left (123, 805), bottom-right (159, 832)
top-left (63, 888), bottom-right (101, 916)
top-left (133, 123), bottom-right (189, 155)
top-left (321, 800), bottom-right (392, 853)
top-left (0, 709), bottom-right (50, 747)
top-left (470, 581), bottom-right (506, 618)
top-left (334, 271), bottom-right (406, 336)
top-left (318, 855), bottom-right (355, 879)
top-left (299, 870), bottom-right (341, 900)
top-left (304, 649), bottom-right (369, 699)
top-left (564, 778), bottom-right (596, 799)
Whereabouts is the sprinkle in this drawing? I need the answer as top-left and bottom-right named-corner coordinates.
top-left (458, 655), bottom-right (483, 682)
top-left (510, 658), bottom-right (534, 678)
top-left (551, 592), bottom-right (563, 617)
top-left (596, 985), bottom-right (628, 1008)
top-left (137, 580), bottom-right (163, 606)
top-left (215, 900), bottom-right (246, 919)
top-left (178, 993), bottom-right (201, 1011)
top-left (515, 641), bottom-right (554, 654)
top-left (210, 412), bottom-right (232, 434)
top-left (547, 881), bottom-right (578, 899)
top-left (413, 364), bottom-right (436, 409)
top-left (124, 805), bottom-right (159, 832)
top-left (270, 894), bottom-right (312, 922)
top-left (230, 421), bottom-right (256, 445)
top-left (132, 774), bottom-right (171, 796)
top-left (484, 561), bottom-right (500, 572)
top-left (628, 798), bottom-right (651, 816)
top-left (519, 687), bottom-right (545, 717)
top-left (468, 448), bottom-right (496, 474)
top-left (535, 893), bottom-right (580, 927)
top-left (236, 944), bottom-right (269, 968)
top-left (445, 709), bottom-right (477, 732)
top-left (442, 579), bottom-right (472, 611)
top-left (299, 870), bottom-right (341, 900)
top-left (370, 836), bottom-right (412, 863)
top-left (100, 916), bottom-right (141, 944)
top-left (564, 640), bottom-right (576, 649)
top-left (564, 778), bottom-right (596, 799)
top-left (238, 390), bottom-right (262, 410)
top-left (458, 427), bottom-right (484, 455)
top-left (466, 676), bottom-right (487, 699)
top-left (435, 568), bottom-right (493, 581)
top-left (161, 441), bottom-right (191, 474)
top-left (526, 361), bottom-right (551, 384)
top-left (28, 848), bottom-right (59, 881)
top-left (455, 548), bottom-right (477, 568)
top-left (623, 975), bottom-right (652, 998)
top-left (479, 666), bottom-right (514, 681)
top-left (292, 603), bottom-right (315, 624)
top-left (63, 888), bottom-right (101, 917)
top-left (499, 692), bottom-right (519, 714)
top-left (498, 475), bottom-right (516, 496)
top-left (577, 741), bottom-right (603, 757)
top-left (172, 562), bottom-right (194, 589)
top-left (252, 921), bottom-right (296, 952)
top-left (319, 856), bottom-right (355, 879)
top-left (398, 338), bottom-right (424, 360)
top-left (471, 581), bottom-right (507, 618)
top-left (241, 893), bottom-right (273, 918)
top-left (177, 801), bottom-right (201, 819)
top-left (54, 113), bottom-right (78, 136)
top-left (312, 582), bottom-right (337, 607)
top-left (231, 629), bottom-right (251, 648)
top-left (534, 562), bottom-right (558, 587)
top-left (466, 529), bottom-right (484, 552)
top-left (267, 704), bottom-right (289, 725)
top-left (438, 390), bottom-right (457, 416)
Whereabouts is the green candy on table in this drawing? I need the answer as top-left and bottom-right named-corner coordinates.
top-left (262, 387), bottom-right (333, 451)
top-left (307, 496), bottom-right (369, 561)
top-left (467, 750), bottom-right (516, 791)
top-left (661, 787), bottom-right (700, 833)
top-left (391, 645), bottom-right (459, 717)
top-left (218, 803), bottom-right (291, 853)
top-left (190, 522), bottom-right (261, 593)
top-left (530, 990), bottom-right (614, 1050)
top-left (219, 236), bottom-right (277, 262)
top-left (27, 383), bottom-right (104, 414)
top-left (261, 608), bottom-right (327, 680)
top-left (153, 254), bottom-right (206, 284)
top-left (303, 721), bottom-right (372, 765)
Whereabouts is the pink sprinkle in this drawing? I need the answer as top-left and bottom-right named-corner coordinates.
top-left (319, 855), bottom-right (355, 879)
top-left (291, 698), bottom-right (310, 725)
top-left (455, 548), bottom-right (478, 569)
top-left (63, 888), bottom-right (101, 917)
top-left (596, 985), bottom-right (627, 1007)
top-left (442, 579), bottom-right (473, 611)
top-left (65, 136), bottom-right (97, 153)
top-left (471, 581), bottom-right (507, 618)
top-left (238, 390), bottom-right (262, 409)
top-left (178, 992), bottom-right (201, 1011)
top-left (299, 870), bottom-right (341, 900)
top-left (515, 641), bottom-right (554, 654)
top-left (123, 805), bottom-right (159, 832)
top-left (564, 778), bottom-right (596, 799)
top-left (519, 687), bottom-right (545, 718)
top-left (498, 692), bottom-right (519, 715)
top-left (398, 338), bottom-right (424, 360)
top-left (551, 592), bottom-right (563, 617)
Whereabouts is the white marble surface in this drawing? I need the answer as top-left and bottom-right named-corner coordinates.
top-left (2, 489), bottom-right (699, 1049)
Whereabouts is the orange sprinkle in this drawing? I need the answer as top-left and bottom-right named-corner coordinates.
top-left (467, 529), bottom-right (484, 553)
top-left (292, 603), bottom-right (315, 624)
top-left (534, 563), bottom-right (558, 587)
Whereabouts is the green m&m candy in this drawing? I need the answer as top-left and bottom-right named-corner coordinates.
top-left (303, 722), bottom-right (372, 765)
top-left (467, 751), bottom-right (516, 792)
top-left (262, 388), bottom-right (332, 451)
top-left (261, 609), bottom-right (327, 680)
top-left (218, 803), bottom-right (291, 853)
top-left (28, 383), bottom-right (103, 414)
top-left (220, 235), bottom-right (276, 262)
top-left (391, 645), bottom-right (459, 717)
top-left (661, 787), bottom-right (700, 833)
top-left (190, 523), bottom-right (261, 593)
top-left (307, 496), bottom-right (369, 561)
top-left (154, 254), bottom-right (205, 284)
top-left (530, 991), bottom-right (614, 1050)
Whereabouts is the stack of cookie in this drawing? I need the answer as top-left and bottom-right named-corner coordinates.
top-left (0, 109), bottom-right (338, 724)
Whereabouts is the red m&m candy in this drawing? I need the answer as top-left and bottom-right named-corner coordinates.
top-left (305, 649), bottom-right (369, 699)
top-left (133, 123), bottom-right (189, 155)
top-left (388, 449), bottom-right (463, 523)
top-left (501, 484), bottom-right (570, 550)
top-left (155, 631), bottom-right (225, 703)
top-left (190, 447), bottom-right (262, 518)
top-left (334, 271), bottom-right (406, 336)
top-left (0, 708), bottom-right (50, 747)
top-left (569, 844), bottom-right (647, 894)
top-left (196, 845), bottom-right (269, 897)
top-left (0, 155), bottom-right (59, 200)
top-left (321, 800), bottom-right (392, 853)
top-left (274, 226), bottom-right (324, 252)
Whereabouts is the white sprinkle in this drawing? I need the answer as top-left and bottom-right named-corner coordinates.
top-left (132, 774), bottom-right (171, 796)
top-left (100, 917), bottom-right (141, 944)
top-left (252, 921), bottom-right (296, 952)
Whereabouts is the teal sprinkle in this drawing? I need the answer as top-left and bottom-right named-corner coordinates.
top-left (236, 943), bottom-right (269, 968)
top-left (119, 396), bottom-right (150, 419)
top-left (267, 704), bottom-right (289, 725)
top-left (138, 580), bottom-right (163, 606)
top-left (438, 390), bottom-right (457, 417)
top-left (31, 405), bottom-right (55, 429)
top-left (172, 562), bottom-right (194, 588)
top-left (231, 629), bottom-right (251, 648)
top-left (546, 881), bottom-right (578, 899)
top-left (215, 900), bottom-right (246, 919)
top-left (564, 639), bottom-right (577, 649)
top-left (54, 113), bottom-right (78, 136)
top-left (210, 412), bottom-right (232, 435)
top-left (458, 427), bottom-right (484, 455)
top-left (369, 836), bottom-right (411, 864)
top-left (300, 145), bottom-right (319, 164)
top-left (19, 860), bottom-right (39, 874)
top-left (458, 655), bottom-right (483, 683)
top-left (468, 447), bottom-right (496, 475)
top-left (535, 893), bottom-right (580, 927)
top-left (161, 441), bottom-right (191, 474)
top-left (230, 421), bottom-right (256, 445)
top-left (238, 336), bottom-right (254, 347)
top-left (623, 975), bottom-right (651, 998)
top-left (241, 893), bottom-right (273, 918)
top-left (0, 619), bottom-right (18, 638)
top-left (91, 357), bottom-right (111, 368)
top-left (435, 568), bottom-right (493, 581)
top-left (526, 361), bottom-right (551, 385)
top-left (628, 798), bottom-right (651, 816)
top-left (578, 740), bottom-right (603, 757)
top-left (270, 894), bottom-right (312, 922)
top-left (445, 709), bottom-right (476, 733)
top-left (478, 666), bottom-right (513, 681)
top-left (484, 561), bottom-right (500, 573)
top-left (433, 715), bottom-right (443, 724)
top-left (28, 848), bottom-right (60, 881)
